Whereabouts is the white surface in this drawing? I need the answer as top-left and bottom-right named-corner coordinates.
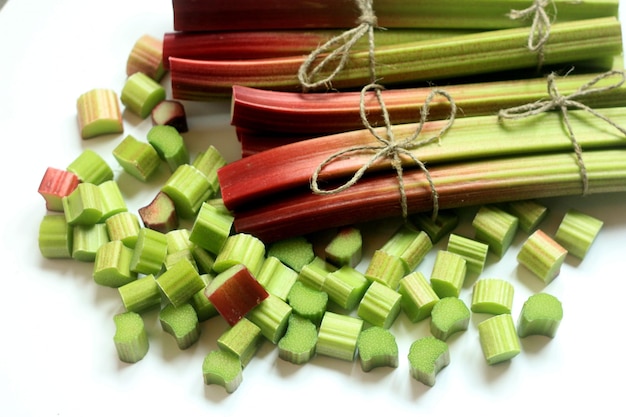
top-left (1, 1), bottom-right (626, 416)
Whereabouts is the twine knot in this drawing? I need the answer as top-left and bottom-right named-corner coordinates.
top-left (498, 69), bottom-right (626, 195)
top-left (297, 0), bottom-right (378, 91)
top-left (310, 83), bottom-right (457, 220)
top-left (508, 0), bottom-right (554, 68)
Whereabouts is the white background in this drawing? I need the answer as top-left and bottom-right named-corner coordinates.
top-left (1, 1), bottom-right (625, 416)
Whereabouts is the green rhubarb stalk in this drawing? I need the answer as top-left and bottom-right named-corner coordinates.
top-left (62, 182), bottom-right (103, 226)
top-left (246, 293), bottom-right (293, 344)
top-left (213, 233), bottom-right (266, 276)
top-left (118, 275), bottom-right (162, 313)
top-left (105, 211), bottom-right (142, 248)
top-left (230, 149), bottom-right (626, 242)
top-left (430, 297), bottom-right (470, 341)
top-left (38, 214), bottom-right (73, 259)
top-left (407, 336), bottom-right (450, 387)
top-left (256, 256), bottom-right (299, 301)
top-left (156, 258), bottom-right (205, 307)
top-left (266, 236), bottom-right (316, 273)
top-left (161, 164), bottom-right (212, 219)
top-left (121, 72), bottom-right (166, 118)
top-left (67, 149), bottom-right (113, 185)
top-left (112, 135), bottom-right (161, 182)
top-left (146, 125), bottom-right (189, 172)
top-left (472, 205), bottom-right (519, 258)
top-left (126, 34), bottom-right (166, 82)
top-left (171, 18), bottom-right (622, 98)
top-left (323, 265), bottom-right (370, 311)
top-left (429, 250), bottom-right (467, 299)
top-left (364, 250), bottom-right (406, 290)
top-left (380, 225), bottom-right (433, 273)
top-left (410, 210), bottom-right (459, 244)
top-left (517, 292), bottom-right (564, 338)
top-left (202, 349), bottom-right (243, 394)
top-left (324, 227), bottom-right (363, 268)
top-left (72, 223), bottom-right (109, 262)
top-left (130, 227), bottom-right (168, 275)
top-left (398, 271), bottom-right (440, 323)
top-left (501, 200), bottom-right (548, 233)
top-left (76, 88), bottom-right (124, 139)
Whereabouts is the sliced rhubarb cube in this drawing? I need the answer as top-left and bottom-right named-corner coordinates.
top-left (38, 167), bottom-right (80, 211)
top-left (205, 264), bottom-right (269, 326)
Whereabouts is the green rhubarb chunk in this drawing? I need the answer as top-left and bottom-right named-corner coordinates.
top-left (121, 71), bottom-right (166, 119)
top-left (278, 314), bottom-right (318, 365)
top-left (381, 224), bottom-right (433, 273)
top-left (213, 233), bottom-right (266, 276)
top-left (502, 200), bottom-right (548, 233)
top-left (297, 256), bottom-right (336, 291)
top-left (202, 349), bottom-right (243, 394)
top-left (72, 223), bottom-right (109, 262)
top-left (398, 271), bottom-right (440, 323)
top-left (471, 278), bottom-right (514, 315)
top-left (38, 214), bottom-right (73, 259)
top-left (192, 146), bottom-right (227, 196)
top-left (324, 226), bottom-right (363, 267)
top-left (408, 336), bottom-right (450, 387)
top-left (364, 249), bottom-right (406, 290)
top-left (356, 326), bottom-right (399, 372)
top-left (67, 149), bottom-right (114, 185)
top-left (430, 297), bottom-right (470, 341)
top-left (146, 125), bottom-right (189, 172)
top-left (98, 180), bottom-right (127, 221)
top-left (316, 311), bottom-right (363, 362)
top-left (76, 88), bottom-right (124, 139)
top-left (267, 236), bottom-right (315, 273)
top-left (323, 265), bottom-right (370, 311)
top-left (159, 302), bottom-right (201, 350)
top-left (192, 246), bottom-right (216, 275)
top-left (517, 293), bottom-right (563, 338)
top-left (118, 274), bottom-right (162, 313)
top-left (113, 311), bottom-right (149, 363)
top-left (218, 318), bottom-right (263, 367)
top-left (447, 233), bottom-right (489, 277)
top-left (246, 293), bottom-right (293, 344)
top-left (554, 209), bottom-right (603, 259)
top-left (130, 227), bottom-right (168, 275)
top-left (161, 164), bottom-right (212, 219)
top-left (62, 182), bottom-right (103, 226)
top-left (156, 257), bottom-right (205, 308)
top-left (190, 273), bottom-right (219, 322)
top-left (478, 314), bottom-right (521, 365)
top-left (106, 211), bottom-right (141, 248)
top-left (189, 202), bottom-right (234, 255)
top-left (205, 198), bottom-right (231, 215)
top-left (256, 256), bottom-right (299, 301)
top-left (517, 229), bottom-right (568, 284)
top-left (164, 250), bottom-right (196, 271)
top-left (357, 281), bottom-right (402, 329)
top-left (166, 228), bottom-right (193, 253)
top-left (410, 210), bottom-right (459, 244)
top-left (93, 240), bottom-right (138, 288)
top-left (112, 135), bottom-right (161, 182)
top-left (429, 250), bottom-right (467, 298)
top-left (472, 205), bottom-right (519, 258)
top-left (286, 280), bottom-right (328, 326)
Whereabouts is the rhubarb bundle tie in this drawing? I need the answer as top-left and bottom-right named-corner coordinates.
top-left (507, 0), bottom-right (554, 68)
top-left (310, 83), bottom-right (457, 220)
top-left (498, 69), bottom-right (626, 195)
top-left (297, 0), bottom-right (378, 91)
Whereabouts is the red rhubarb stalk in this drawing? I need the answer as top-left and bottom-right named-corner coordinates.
top-left (171, 0), bottom-right (618, 32)
top-left (230, 149), bottom-right (626, 242)
top-left (218, 106), bottom-right (626, 212)
top-left (231, 71), bottom-right (626, 138)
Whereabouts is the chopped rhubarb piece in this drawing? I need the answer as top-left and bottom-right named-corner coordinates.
top-left (76, 88), bottom-right (123, 139)
top-left (38, 167), bottom-right (80, 212)
top-left (205, 264), bottom-right (269, 326)
top-left (138, 191), bottom-right (179, 233)
top-left (126, 34), bottom-right (166, 82)
top-left (151, 100), bottom-right (188, 133)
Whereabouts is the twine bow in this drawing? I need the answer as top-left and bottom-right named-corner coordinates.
top-left (297, 0), bottom-right (378, 91)
top-left (498, 69), bottom-right (626, 195)
top-left (310, 83), bottom-right (457, 220)
top-left (508, 0), bottom-right (555, 68)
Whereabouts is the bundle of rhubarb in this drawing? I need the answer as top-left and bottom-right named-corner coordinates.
top-left (164, 0), bottom-right (626, 243)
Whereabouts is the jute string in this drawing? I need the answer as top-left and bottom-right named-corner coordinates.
top-left (498, 69), bottom-right (626, 195)
top-left (299, 0), bottom-right (456, 220)
top-left (507, 0), bottom-right (555, 69)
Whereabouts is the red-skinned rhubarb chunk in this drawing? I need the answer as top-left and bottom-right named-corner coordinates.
top-left (38, 167), bottom-right (80, 212)
top-left (205, 264), bottom-right (269, 326)
top-left (138, 191), bottom-right (179, 233)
